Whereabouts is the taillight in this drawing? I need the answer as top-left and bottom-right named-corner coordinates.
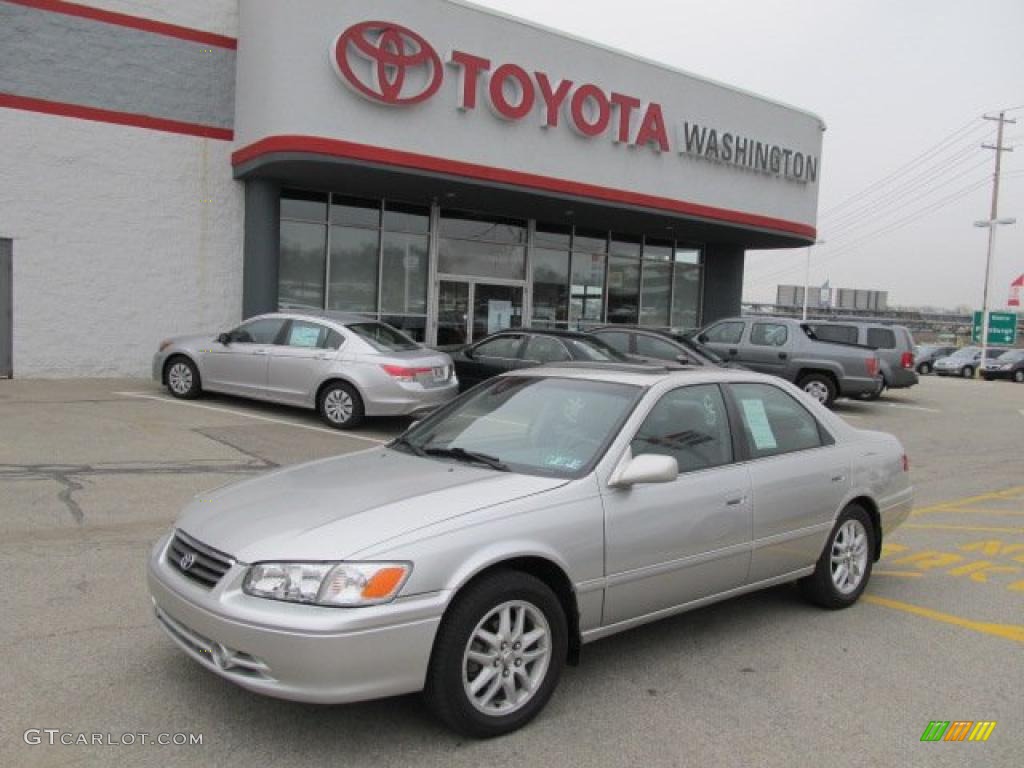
top-left (901, 453), bottom-right (910, 472)
top-left (381, 364), bottom-right (432, 381)
top-left (901, 352), bottom-right (914, 369)
top-left (866, 357), bottom-right (880, 377)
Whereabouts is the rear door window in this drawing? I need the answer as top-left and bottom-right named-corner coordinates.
top-left (728, 383), bottom-right (827, 458)
top-left (523, 336), bottom-right (572, 364)
top-left (285, 320), bottom-right (331, 349)
top-left (473, 335), bottom-right (524, 360)
top-left (636, 334), bottom-right (683, 361)
top-left (596, 331), bottom-right (632, 355)
top-left (866, 328), bottom-right (896, 349)
top-left (750, 323), bottom-right (789, 347)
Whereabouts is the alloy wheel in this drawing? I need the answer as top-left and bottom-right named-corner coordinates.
top-left (830, 519), bottom-right (869, 595)
top-left (462, 600), bottom-right (552, 717)
top-left (168, 362), bottom-right (193, 395)
top-left (804, 380), bottom-right (830, 404)
top-left (323, 389), bottom-right (354, 425)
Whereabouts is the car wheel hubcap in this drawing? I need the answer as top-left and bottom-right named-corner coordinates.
top-left (462, 600), bottom-right (551, 717)
top-left (324, 390), bottom-right (353, 424)
top-left (1016, 371), bottom-right (1023, 382)
top-left (168, 363), bottom-right (192, 394)
top-left (804, 381), bottom-right (829, 403)
top-left (830, 519), bottom-right (869, 595)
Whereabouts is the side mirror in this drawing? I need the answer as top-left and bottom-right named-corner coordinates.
top-left (610, 453), bottom-right (678, 488)
top-left (697, 333), bottom-right (709, 344)
top-left (217, 332), bottom-right (231, 345)
top-left (676, 354), bottom-right (694, 366)
top-left (462, 347), bottom-right (475, 360)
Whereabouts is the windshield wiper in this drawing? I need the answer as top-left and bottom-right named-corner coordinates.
top-left (390, 435), bottom-right (426, 457)
top-left (423, 446), bottom-right (509, 471)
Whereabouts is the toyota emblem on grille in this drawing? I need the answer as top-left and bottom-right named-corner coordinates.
top-left (179, 552), bottom-right (196, 571)
top-left (331, 21), bottom-right (443, 106)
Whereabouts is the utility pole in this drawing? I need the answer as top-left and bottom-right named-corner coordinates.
top-left (975, 111), bottom-right (1015, 375)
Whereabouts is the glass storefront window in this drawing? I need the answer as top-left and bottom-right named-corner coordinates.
top-left (330, 195), bottom-right (380, 228)
top-left (606, 254), bottom-right (640, 324)
top-left (440, 210), bottom-right (526, 243)
top-left (531, 247), bottom-right (570, 326)
top-left (640, 260), bottom-right (671, 327)
top-left (328, 226), bottom-right (379, 313)
top-left (570, 250), bottom-right (605, 326)
top-left (572, 229), bottom-right (608, 255)
top-left (281, 190), bottom-right (328, 222)
top-left (610, 235), bottom-right (641, 258)
top-left (381, 231), bottom-right (428, 314)
top-left (535, 224), bottom-right (571, 250)
top-left (278, 220), bottom-right (326, 310)
top-left (383, 202), bottom-right (430, 234)
top-left (438, 239), bottom-right (526, 280)
top-left (671, 262), bottom-right (701, 330)
top-left (643, 238), bottom-right (673, 261)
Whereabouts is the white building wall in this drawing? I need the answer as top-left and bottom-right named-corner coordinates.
top-left (82, 0), bottom-right (238, 37)
top-left (0, 108), bottom-right (244, 377)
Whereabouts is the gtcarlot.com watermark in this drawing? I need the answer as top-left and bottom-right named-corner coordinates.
top-left (24, 729), bottom-right (203, 747)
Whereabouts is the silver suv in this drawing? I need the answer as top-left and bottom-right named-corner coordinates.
top-left (808, 322), bottom-right (918, 399)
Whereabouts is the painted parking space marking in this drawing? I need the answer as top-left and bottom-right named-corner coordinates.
top-left (883, 403), bottom-right (942, 413)
top-left (903, 523), bottom-right (1024, 534)
top-left (863, 596), bottom-right (1024, 645)
top-left (912, 485), bottom-right (1024, 516)
top-left (114, 392), bottom-right (388, 444)
top-left (872, 570), bottom-right (924, 578)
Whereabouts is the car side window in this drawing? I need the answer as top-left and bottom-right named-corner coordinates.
top-left (636, 334), bottom-right (683, 361)
top-left (230, 318), bottom-right (286, 345)
top-left (630, 384), bottom-right (733, 474)
top-left (812, 325), bottom-right (858, 344)
top-left (286, 320), bottom-right (331, 349)
top-left (729, 383), bottom-right (825, 459)
top-left (473, 335), bottom-right (523, 360)
top-left (703, 321), bottom-right (745, 345)
top-left (750, 323), bottom-right (789, 347)
top-left (597, 331), bottom-right (632, 355)
top-left (523, 336), bottom-right (571, 364)
top-left (866, 328), bottom-right (896, 349)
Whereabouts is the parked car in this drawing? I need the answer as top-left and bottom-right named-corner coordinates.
top-left (808, 321), bottom-right (918, 399)
top-left (449, 329), bottom-right (631, 390)
top-left (981, 348), bottom-right (1024, 382)
top-left (913, 345), bottom-right (958, 375)
top-left (932, 346), bottom-right (1005, 378)
top-left (154, 312), bottom-right (458, 428)
top-left (693, 316), bottom-right (882, 407)
top-left (589, 325), bottom-right (740, 368)
top-left (148, 364), bottom-right (912, 737)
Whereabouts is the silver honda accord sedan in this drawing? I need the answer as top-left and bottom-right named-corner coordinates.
top-left (148, 365), bottom-right (912, 737)
top-left (152, 312), bottom-right (458, 428)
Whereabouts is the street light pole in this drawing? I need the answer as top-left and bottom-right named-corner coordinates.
top-left (801, 240), bottom-right (825, 321)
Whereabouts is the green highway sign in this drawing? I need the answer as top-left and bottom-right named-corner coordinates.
top-left (972, 311), bottom-right (1018, 345)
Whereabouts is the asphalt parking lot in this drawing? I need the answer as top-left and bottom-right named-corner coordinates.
top-left (1, 375), bottom-right (1021, 767)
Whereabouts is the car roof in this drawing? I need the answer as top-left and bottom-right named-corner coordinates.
top-left (252, 310), bottom-right (380, 329)
top-left (592, 325), bottom-right (683, 339)
top-left (482, 328), bottom-right (601, 341)
top-left (504, 362), bottom-right (774, 388)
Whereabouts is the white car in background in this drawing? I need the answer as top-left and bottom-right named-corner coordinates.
top-left (153, 312), bottom-right (458, 428)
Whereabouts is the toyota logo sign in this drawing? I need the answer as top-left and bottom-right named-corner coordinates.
top-left (331, 21), bottom-right (443, 106)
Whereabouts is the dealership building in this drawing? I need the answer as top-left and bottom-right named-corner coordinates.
top-left (0, 0), bottom-right (823, 377)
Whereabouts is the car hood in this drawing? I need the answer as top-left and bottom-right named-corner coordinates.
top-left (167, 333), bottom-right (218, 348)
top-left (175, 448), bottom-right (566, 562)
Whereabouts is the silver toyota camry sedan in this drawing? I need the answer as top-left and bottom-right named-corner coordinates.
top-left (152, 312), bottom-right (458, 428)
top-left (148, 364), bottom-right (912, 737)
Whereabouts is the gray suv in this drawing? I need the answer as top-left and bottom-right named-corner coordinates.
top-left (695, 317), bottom-right (882, 407)
top-left (808, 322), bottom-right (918, 399)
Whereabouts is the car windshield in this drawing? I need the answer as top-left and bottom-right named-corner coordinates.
top-left (676, 335), bottom-right (725, 364)
top-left (393, 376), bottom-right (642, 478)
top-left (346, 322), bottom-right (420, 352)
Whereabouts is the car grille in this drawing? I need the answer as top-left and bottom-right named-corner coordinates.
top-left (166, 530), bottom-right (234, 588)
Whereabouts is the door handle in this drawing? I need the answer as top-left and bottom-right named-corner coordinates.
top-left (778, 352), bottom-right (788, 360)
top-left (313, 354), bottom-right (327, 360)
top-left (253, 349), bottom-right (269, 355)
top-left (725, 496), bottom-right (747, 506)
top-left (831, 475), bottom-right (846, 483)
top-left (728, 348), bottom-right (738, 356)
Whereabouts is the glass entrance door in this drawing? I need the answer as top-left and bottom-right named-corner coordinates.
top-left (436, 279), bottom-right (523, 346)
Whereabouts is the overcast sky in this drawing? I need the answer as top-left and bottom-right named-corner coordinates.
top-left (472, 0), bottom-right (1024, 310)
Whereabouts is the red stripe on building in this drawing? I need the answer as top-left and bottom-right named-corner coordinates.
top-left (0, 93), bottom-right (234, 140)
top-left (4, 0), bottom-right (237, 49)
top-left (233, 135), bottom-right (817, 240)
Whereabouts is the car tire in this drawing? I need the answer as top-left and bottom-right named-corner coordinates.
top-left (164, 356), bottom-right (201, 400)
top-left (318, 381), bottom-right (365, 429)
top-left (961, 366), bottom-right (974, 379)
top-left (917, 362), bottom-right (931, 375)
top-left (1014, 370), bottom-right (1024, 383)
top-left (799, 504), bottom-right (875, 610)
top-left (423, 571), bottom-right (568, 738)
top-left (797, 373), bottom-right (837, 408)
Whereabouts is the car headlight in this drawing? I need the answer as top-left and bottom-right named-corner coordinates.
top-left (1002, 364), bottom-right (1014, 370)
top-left (242, 562), bottom-right (411, 606)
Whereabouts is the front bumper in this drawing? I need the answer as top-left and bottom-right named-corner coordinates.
top-left (152, 352), bottom-right (167, 384)
top-left (148, 534), bottom-right (447, 704)
top-left (981, 369), bottom-right (1015, 380)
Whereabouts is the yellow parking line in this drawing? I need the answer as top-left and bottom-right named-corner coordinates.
top-left (933, 507), bottom-right (1024, 516)
top-left (903, 523), bottom-right (1024, 534)
top-left (872, 570), bottom-right (924, 578)
top-left (864, 596), bottom-right (1024, 644)
top-left (912, 485), bottom-right (1024, 516)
